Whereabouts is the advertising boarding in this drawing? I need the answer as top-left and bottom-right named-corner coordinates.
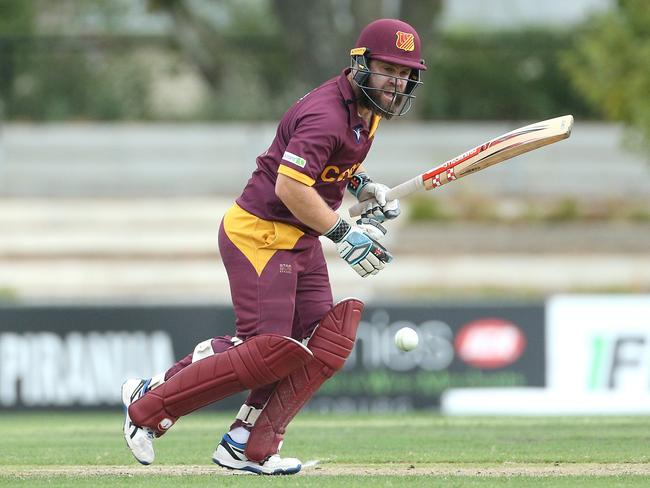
top-left (547, 295), bottom-right (650, 395)
top-left (0, 303), bottom-right (545, 411)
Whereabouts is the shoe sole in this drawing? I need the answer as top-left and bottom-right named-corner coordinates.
top-left (212, 456), bottom-right (301, 475)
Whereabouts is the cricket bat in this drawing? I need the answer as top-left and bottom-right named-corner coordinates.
top-left (348, 115), bottom-right (574, 217)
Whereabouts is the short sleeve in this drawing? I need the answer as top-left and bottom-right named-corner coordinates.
top-left (279, 112), bottom-right (339, 186)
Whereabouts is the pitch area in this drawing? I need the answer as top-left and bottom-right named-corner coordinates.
top-left (1, 412), bottom-right (649, 487)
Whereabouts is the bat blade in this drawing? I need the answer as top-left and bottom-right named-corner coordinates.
top-left (421, 115), bottom-right (573, 190)
top-left (348, 115), bottom-right (573, 217)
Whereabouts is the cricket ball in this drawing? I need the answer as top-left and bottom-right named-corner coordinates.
top-left (394, 326), bottom-right (419, 352)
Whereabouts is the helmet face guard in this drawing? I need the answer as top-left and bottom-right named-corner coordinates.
top-left (350, 48), bottom-right (423, 117)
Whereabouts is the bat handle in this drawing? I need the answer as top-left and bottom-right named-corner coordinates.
top-left (347, 177), bottom-right (423, 218)
top-left (348, 199), bottom-right (372, 218)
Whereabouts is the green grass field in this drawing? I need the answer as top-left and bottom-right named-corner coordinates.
top-left (1, 412), bottom-right (649, 487)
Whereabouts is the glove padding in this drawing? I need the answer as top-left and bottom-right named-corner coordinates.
top-left (358, 182), bottom-right (400, 222)
top-left (349, 173), bottom-right (400, 223)
top-left (324, 218), bottom-right (393, 278)
top-left (337, 226), bottom-right (393, 277)
top-left (355, 217), bottom-right (388, 242)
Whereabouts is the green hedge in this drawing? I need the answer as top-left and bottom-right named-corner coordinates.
top-left (0, 28), bottom-right (595, 122)
top-left (419, 29), bottom-right (596, 120)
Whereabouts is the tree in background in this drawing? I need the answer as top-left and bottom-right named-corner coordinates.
top-left (0, 0), bottom-right (35, 118)
top-left (562, 0), bottom-right (650, 153)
top-left (0, 0), bottom-right (604, 122)
top-left (0, 0), bottom-right (153, 121)
top-left (149, 0), bottom-right (594, 122)
top-left (147, 0), bottom-right (441, 119)
top-left (147, 0), bottom-right (297, 119)
top-left (422, 28), bottom-right (597, 121)
top-left (269, 0), bottom-right (441, 87)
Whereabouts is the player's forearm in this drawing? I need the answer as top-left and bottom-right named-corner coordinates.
top-left (275, 174), bottom-right (339, 235)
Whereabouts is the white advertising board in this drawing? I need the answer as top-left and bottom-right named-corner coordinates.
top-left (443, 294), bottom-right (650, 415)
top-left (547, 295), bottom-right (650, 393)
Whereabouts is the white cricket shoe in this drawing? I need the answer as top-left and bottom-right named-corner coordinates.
top-left (122, 378), bottom-right (156, 465)
top-left (212, 434), bottom-right (302, 475)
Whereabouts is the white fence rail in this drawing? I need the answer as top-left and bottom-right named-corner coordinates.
top-left (1, 121), bottom-right (648, 198)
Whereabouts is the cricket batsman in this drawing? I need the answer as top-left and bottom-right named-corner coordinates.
top-left (121, 18), bottom-right (426, 475)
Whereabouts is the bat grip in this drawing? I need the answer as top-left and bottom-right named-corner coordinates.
top-left (347, 177), bottom-right (423, 217)
top-left (348, 199), bottom-right (374, 218)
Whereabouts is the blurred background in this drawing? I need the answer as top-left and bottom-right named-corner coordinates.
top-left (0, 0), bottom-right (649, 415)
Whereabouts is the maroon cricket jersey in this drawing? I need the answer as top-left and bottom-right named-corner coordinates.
top-left (236, 69), bottom-right (380, 236)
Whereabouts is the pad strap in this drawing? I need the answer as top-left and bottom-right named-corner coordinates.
top-left (244, 298), bottom-right (364, 462)
top-left (236, 404), bottom-right (262, 426)
top-left (192, 338), bottom-right (214, 362)
top-left (128, 334), bottom-right (312, 436)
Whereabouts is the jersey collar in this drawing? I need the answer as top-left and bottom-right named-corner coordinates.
top-left (337, 68), bottom-right (381, 137)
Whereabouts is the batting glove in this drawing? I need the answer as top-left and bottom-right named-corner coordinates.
top-left (324, 217), bottom-right (393, 278)
top-left (347, 172), bottom-right (401, 223)
top-left (355, 217), bottom-right (388, 241)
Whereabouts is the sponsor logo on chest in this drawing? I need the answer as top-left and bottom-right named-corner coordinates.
top-left (352, 126), bottom-right (363, 142)
top-left (320, 162), bottom-right (361, 183)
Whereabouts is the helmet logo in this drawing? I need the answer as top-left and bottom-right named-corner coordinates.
top-left (395, 31), bottom-right (415, 52)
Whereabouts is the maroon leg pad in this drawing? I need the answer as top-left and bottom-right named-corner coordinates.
top-left (244, 298), bottom-right (363, 462)
top-left (128, 334), bottom-right (312, 436)
top-left (164, 336), bottom-right (233, 381)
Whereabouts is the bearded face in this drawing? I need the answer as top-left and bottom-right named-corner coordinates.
top-left (353, 60), bottom-right (418, 119)
top-left (358, 84), bottom-right (406, 120)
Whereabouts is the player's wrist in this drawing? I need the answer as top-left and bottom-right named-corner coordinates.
top-left (323, 216), bottom-right (351, 243)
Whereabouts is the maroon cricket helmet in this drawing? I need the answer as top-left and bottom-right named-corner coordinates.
top-left (349, 19), bottom-right (426, 117)
top-left (353, 18), bottom-right (426, 71)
